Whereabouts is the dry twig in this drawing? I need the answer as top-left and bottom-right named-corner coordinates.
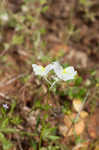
top-left (66, 91), bottom-right (90, 136)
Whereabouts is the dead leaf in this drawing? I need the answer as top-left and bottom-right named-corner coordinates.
top-left (74, 120), bottom-right (85, 135)
top-left (80, 111), bottom-right (88, 119)
top-left (59, 124), bottom-right (68, 137)
top-left (73, 99), bottom-right (82, 112)
top-left (64, 115), bottom-right (72, 128)
top-left (88, 108), bottom-right (99, 139)
top-left (63, 113), bottom-right (85, 136)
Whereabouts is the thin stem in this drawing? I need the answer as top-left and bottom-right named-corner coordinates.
top-left (44, 77), bottom-right (51, 85)
top-left (39, 132), bottom-right (42, 150)
top-left (74, 91), bottom-right (90, 122)
top-left (49, 81), bottom-right (57, 90)
top-left (66, 91), bottom-right (90, 135)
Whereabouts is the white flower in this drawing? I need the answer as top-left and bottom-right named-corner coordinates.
top-left (52, 61), bottom-right (63, 79)
top-left (3, 104), bottom-right (9, 109)
top-left (62, 66), bottom-right (77, 81)
top-left (53, 61), bottom-right (77, 81)
top-left (32, 63), bottom-right (53, 77)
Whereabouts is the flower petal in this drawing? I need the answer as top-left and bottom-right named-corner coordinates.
top-left (52, 61), bottom-right (63, 78)
top-left (44, 64), bottom-right (54, 75)
top-left (32, 64), bottom-right (45, 76)
top-left (65, 66), bottom-right (74, 73)
top-left (62, 74), bottom-right (75, 81)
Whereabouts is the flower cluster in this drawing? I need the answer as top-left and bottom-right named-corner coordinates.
top-left (32, 61), bottom-right (77, 88)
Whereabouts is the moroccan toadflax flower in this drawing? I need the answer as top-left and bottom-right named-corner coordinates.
top-left (52, 61), bottom-right (77, 81)
top-left (32, 61), bottom-right (77, 82)
top-left (32, 64), bottom-right (53, 77)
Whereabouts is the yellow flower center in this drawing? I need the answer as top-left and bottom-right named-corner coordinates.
top-left (41, 66), bottom-right (45, 72)
top-left (62, 69), bottom-right (67, 74)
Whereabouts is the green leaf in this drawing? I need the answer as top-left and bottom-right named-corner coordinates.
top-left (30, 139), bottom-right (37, 150)
top-left (0, 132), bottom-right (12, 150)
top-left (80, 0), bottom-right (91, 7)
top-left (42, 127), bottom-right (57, 140)
top-left (1, 107), bottom-right (7, 117)
top-left (48, 135), bottom-right (60, 140)
top-left (41, 6), bottom-right (48, 13)
top-left (8, 100), bottom-right (16, 116)
top-left (74, 77), bottom-right (83, 86)
top-left (1, 118), bottom-right (9, 128)
top-left (12, 35), bottom-right (24, 45)
top-left (40, 0), bottom-right (47, 5)
top-left (68, 87), bottom-right (86, 99)
top-left (10, 116), bottom-right (22, 125)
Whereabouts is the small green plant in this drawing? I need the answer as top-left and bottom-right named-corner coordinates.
top-left (38, 115), bottom-right (60, 149)
top-left (62, 101), bottom-right (71, 115)
top-left (68, 87), bottom-right (87, 100)
top-left (0, 101), bottom-right (23, 149)
top-left (0, 106), bottom-right (13, 150)
top-left (0, 132), bottom-right (12, 150)
top-left (79, 0), bottom-right (95, 22)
